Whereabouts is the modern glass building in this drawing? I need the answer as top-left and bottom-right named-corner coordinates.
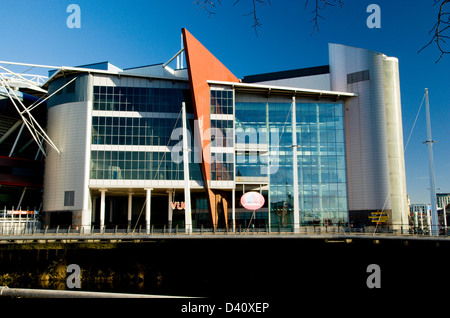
top-left (233, 96), bottom-right (348, 229)
top-left (38, 29), bottom-right (409, 232)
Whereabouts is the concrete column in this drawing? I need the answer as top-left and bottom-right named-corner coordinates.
top-left (127, 193), bottom-right (133, 226)
top-left (420, 207), bottom-right (424, 232)
top-left (92, 197), bottom-right (97, 223)
top-left (80, 208), bottom-right (92, 234)
top-left (145, 188), bottom-right (152, 234)
top-left (168, 190), bottom-right (173, 233)
top-left (99, 189), bottom-right (107, 233)
top-left (109, 199), bottom-right (114, 223)
top-left (232, 188), bottom-right (236, 233)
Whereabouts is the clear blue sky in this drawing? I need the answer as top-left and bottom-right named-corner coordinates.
top-left (1, 0), bottom-right (448, 204)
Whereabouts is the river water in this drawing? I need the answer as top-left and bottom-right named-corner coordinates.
top-left (1, 237), bottom-right (449, 297)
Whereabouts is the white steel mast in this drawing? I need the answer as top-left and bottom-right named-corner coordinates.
top-left (424, 88), bottom-right (438, 236)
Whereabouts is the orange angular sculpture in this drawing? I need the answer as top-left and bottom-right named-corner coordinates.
top-left (182, 28), bottom-right (239, 229)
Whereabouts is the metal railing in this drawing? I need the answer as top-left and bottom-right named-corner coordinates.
top-left (0, 209), bottom-right (40, 235)
top-left (0, 223), bottom-right (447, 238)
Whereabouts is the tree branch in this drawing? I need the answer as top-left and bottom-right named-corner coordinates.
top-left (195, 0), bottom-right (344, 35)
top-left (194, 0), bottom-right (221, 16)
top-left (234, 0), bottom-right (270, 36)
top-left (419, 0), bottom-right (450, 62)
top-left (194, 0), bottom-right (448, 64)
top-left (305, 0), bottom-right (344, 34)
top-left (195, 0), bottom-right (269, 35)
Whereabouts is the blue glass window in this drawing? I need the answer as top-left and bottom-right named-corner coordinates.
top-left (235, 101), bottom-right (348, 228)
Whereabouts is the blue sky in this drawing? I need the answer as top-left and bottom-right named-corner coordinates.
top-left (1, 0), bottom-right (448, 204)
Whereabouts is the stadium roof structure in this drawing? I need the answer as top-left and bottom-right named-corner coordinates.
top-left (0, 61), bottom-right (61, 156)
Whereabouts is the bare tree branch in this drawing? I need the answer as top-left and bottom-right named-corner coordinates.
top-left (419, 0), bottom-right (450, 62)
top-left (195, 0), bottom-right (449, 62)
top-left (234, 0), bottom-right (270, 36)
top-left (195, 0), bottom-right (269, 35)
top-left (304, 0), bottom-right (344, 34)
top-left (195, 0), bottom-right (342, 34)
top-left (194, 0), bottom-right (221, 17)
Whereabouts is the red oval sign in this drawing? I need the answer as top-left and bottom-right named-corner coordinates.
top-left (240, 192), bottom-right (265, 210)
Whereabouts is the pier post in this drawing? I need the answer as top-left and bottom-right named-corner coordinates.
top-left (145, 188), bottom-right (152, 234)
top-left (167, 190), bottom-right (173, 233)
top-left (127, 193), bottom-right (133, 227)
top-left (99, 189), bottom-right (107, 233)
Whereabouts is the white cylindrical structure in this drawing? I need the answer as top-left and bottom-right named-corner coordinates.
top-left (427, 205), bottom-right (432, 233)
top-left (414, 211), bottom-right (418, 229)
top-left (145, 188), bottom-right (152, 234)
top-left (329, 44), bottom-right (408, 230)
top-left (420, 207), bottom-right (424, 232)
top-left (99, 189), bottom-right (107, 233)
top-left (127, 193), bottom-right (133, 226)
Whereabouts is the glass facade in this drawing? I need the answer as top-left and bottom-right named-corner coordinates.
top-left (210, 88), bottom-right (234, 182)
top-left (92, 116), bottom-right (185, 146)
top-left (267, 102), bottom-right (295, 228)
top-left (235, 100), bottom-right (348, 228)
top-left (235, 102), bottom-right (268, 178)
top-left (210, 153), bottom-right (234, 181)
top-left (296, 102), bottom-right (348, 225)
top-left (210, 89), bottom-right (233, 115)
top-left (93, 86), bottom-right (188, 113)
top-left (210, 119), bottom-right (233, 147)
top-left (90, 150), bottom-right (189, 180)
top-left (90, 86), bottom-right (202, 181)
top-left (89, 84), bottom-right (348, 228)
